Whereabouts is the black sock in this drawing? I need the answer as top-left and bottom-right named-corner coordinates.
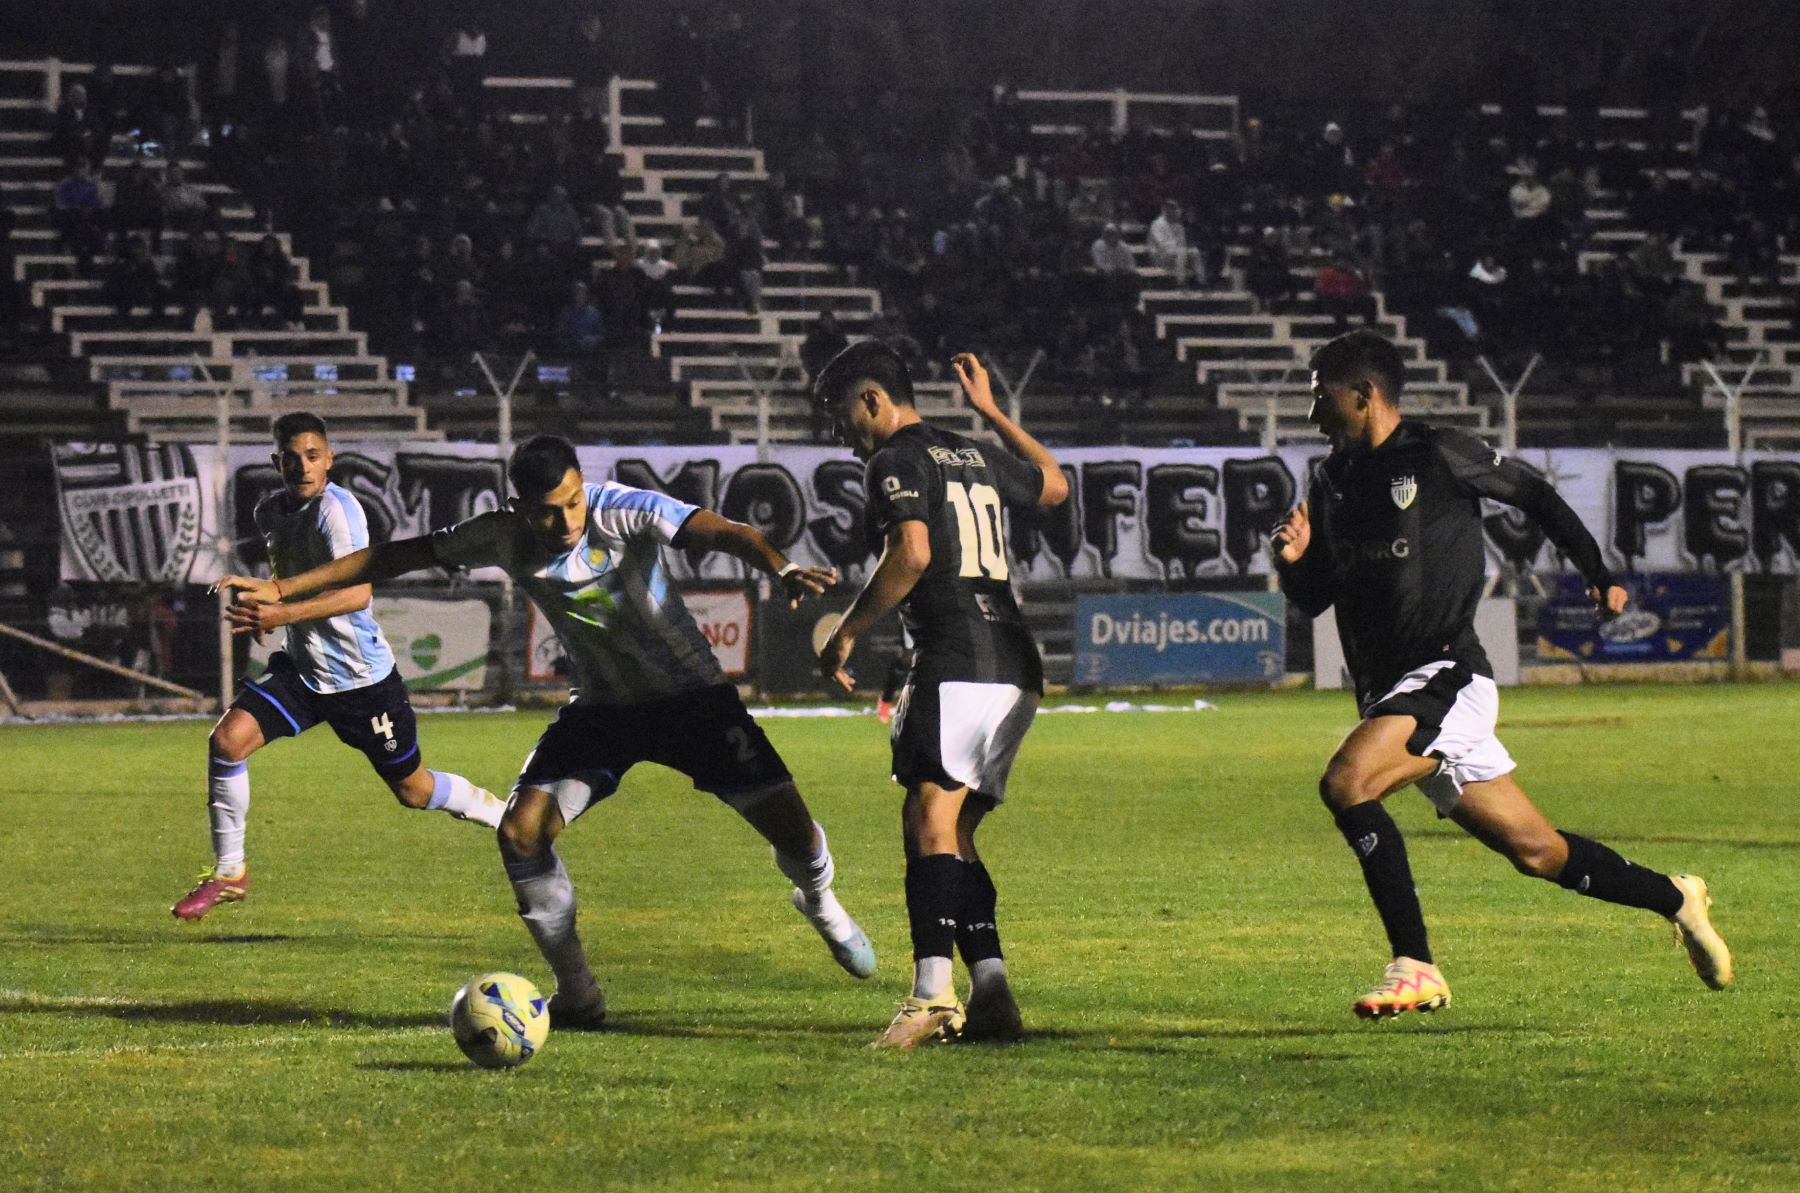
top-left (1554, 832), bottom-right (1683, 916)
top-left (904, 853), bottom-right (962, 962)
top-left (1334, 801), bottom-right (1432, 964)
top-left (955, 860), bottom-right (1003, 966)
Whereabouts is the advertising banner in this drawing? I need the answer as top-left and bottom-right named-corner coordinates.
top-left (1072, 592), bottom-right (1286, 687)
top-left (247, 596), bottom-right (492, 690)
top-left (527, 589), bottom-right (752, 682)
top-left (1536, 573), bottom-right (1729, 662)
top-left (53, 442), bottom-right (1800, 586)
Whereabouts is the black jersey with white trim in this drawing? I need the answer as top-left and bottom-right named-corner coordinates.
top-left (864, 423), bottom-right (1045, 690)
top-left (1276, 421), bottom-right (1612, 711)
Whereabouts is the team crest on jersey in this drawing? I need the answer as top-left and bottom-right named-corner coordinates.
top-left (1390, 475), bottom-right (1417, 509)
top-left (584, 544), bottom-right (609, 571)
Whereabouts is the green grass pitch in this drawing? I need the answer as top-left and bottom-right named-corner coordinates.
top-left (1, 685), bottom-right (1796, 1192)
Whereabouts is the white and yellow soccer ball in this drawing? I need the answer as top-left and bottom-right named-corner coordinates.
top-left (449, 972), bottom-right (550, 1069)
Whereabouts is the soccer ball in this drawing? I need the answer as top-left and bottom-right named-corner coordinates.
top-left (449, 972), bottom-right (550, 1069)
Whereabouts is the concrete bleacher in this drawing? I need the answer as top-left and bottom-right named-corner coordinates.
top-left (1, 57), bottom-right (433, 442)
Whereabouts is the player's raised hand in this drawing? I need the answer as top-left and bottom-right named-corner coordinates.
top-left (211, 574), bottom-right (280, 605)
top-left (1269, 500), bottom-right (1311, 563)
top-left (951, 352), bottom-right (1001, 419)
top-left (818, 622), bottom-right (856, 694)
top-left (1589, 584), bottom-right (1629, 619)
top-left (779, 564), bottom-right (838, 609)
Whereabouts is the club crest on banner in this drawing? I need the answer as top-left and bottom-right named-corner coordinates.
top-left (1390, 474), bottom-right (1417, 510)
top-left (54, 443), bottom-right (203, 583)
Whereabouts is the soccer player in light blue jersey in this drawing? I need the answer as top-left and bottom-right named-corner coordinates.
top-left (215, 435), bottom-right (875, 1027)
top-left (173, 413), bottom-right (504, 921)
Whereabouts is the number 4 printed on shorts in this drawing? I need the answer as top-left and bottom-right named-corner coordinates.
top-left (370, 712), bottom-right (395, 740)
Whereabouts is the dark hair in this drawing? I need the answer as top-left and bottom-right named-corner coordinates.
top-left (508, 434), bottom-right (580, 498)
top-left (811, 340), bottom-right (915, 409)
top-left (272, 411), bottom-right (329, 446)
top-left (1309, 329), bottom-right (1405, 400)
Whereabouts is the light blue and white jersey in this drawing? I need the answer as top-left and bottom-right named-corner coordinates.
top-left (255, 481), bottom-right (396, 694)
top-left (429, 481), bottom-right (723, 706)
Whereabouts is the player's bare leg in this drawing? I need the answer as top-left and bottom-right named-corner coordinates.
top-left (173, 709), bottom-right (263, 920)
top-left (872, 781), bottom-right (968, 1049)
top-left (498, 788), bottom-right (606, 1029)
top-left (385, 765), bottom-right (505, 828)
top-left (1451, 773), bottom-right (1732, 989)
top-left (731, 781), bottom-right (876, 979)
top-left (954, 796), bottom-right (1022, 1043)
top-left (1319, 716), bottom-right (1449, 1018)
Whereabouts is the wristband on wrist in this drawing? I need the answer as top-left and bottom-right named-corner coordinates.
top-left (273, 577), bottom-right (285, 600)
top-left (776, 561), bottom-right (800, 578)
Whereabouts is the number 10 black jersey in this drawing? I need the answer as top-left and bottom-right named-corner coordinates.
top-left (864, 423), bottom-right (1046, 691)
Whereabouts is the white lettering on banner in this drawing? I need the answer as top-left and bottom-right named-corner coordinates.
top-left (52, 444), bottom-right (1800, 582)
top-left (1089, 611), bottom-right (1272, 653)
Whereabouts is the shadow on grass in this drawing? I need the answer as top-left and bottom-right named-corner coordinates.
top-left (355, 1060), bottom-right (472, 1073)
top-left (0, 993), bottom-right (443, 1030)
top-left (1405, 826), bottom-right (1800, 851)
top-left (595, 1013), bottom-right (873, 1041)
top-left (0, 928), bottom-right (298, 947)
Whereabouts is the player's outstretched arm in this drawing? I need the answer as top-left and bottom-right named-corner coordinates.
top-left (672, 509), bottom-right (838, 608)
top-left (213, 536), bottom-right (443, 607)
top-left (952, 352), bottom-right (1070, 507)
top-left (222, 583), bottom-right (374, 637)
top-left (818, 521), bottom-right (929, 693)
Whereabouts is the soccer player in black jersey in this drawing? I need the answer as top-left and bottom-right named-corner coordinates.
top-left (1273, 330), bottom-right (1732, 1017)
top-left (813, 344), bottom-right (1069, 1048)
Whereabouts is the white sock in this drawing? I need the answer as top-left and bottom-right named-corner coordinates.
top-left (911, 956), bottom-right (954, 1001)
top-left (970, 957), bottom-right (1009, 998)
top-left (774, 819), bottom-right (835, 899)
top-left (505, 850), bottom-right (597, 996)
top-left (799, 887), bottom-right (858, 942)
top-left (208, 756), bottom-right (249, 876)
top-left (424, 770), bottom-right (504, 828)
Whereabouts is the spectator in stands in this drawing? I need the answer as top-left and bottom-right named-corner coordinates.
top-left (592, 247), bottom-right (651, 344)
top-left (161, 164), bottom-right (212, 236)
top-left (112, 160), bottom-right (166, 254)
top-left (1508, 169), bottom-right (1555, 250)
top-left (1089, 221), bottom-right (1140, 311)
top-left (973, 175), bottom-right (1025, 259)
top-left (586, 156), bottom-right (634, 255)
top-left (1314, 256), bottom-right (1377, 330)
top-left (53, 159), bottom-right (105, 275)
top-left (568, 9), bottom-right (616, 115)
top-left (671, 217), bottom-right (727, 288)
top-left (1148, 198), bottom-right (1206, 289)
top-left (103, 235), bottom-right (171, 324)
top-left (261, 29), bottom-right (292, 113)
top-left (725, 214), bottom-right (767, 314)
top-left (525, 184), bottom-right (585, 256)
top-left (907, 289), bottom-right (951, 362)
top-left (1662, 282), bottom-right (1725, 365)
top-left (438, 278), bottom-right (493, 353)
top-left (171, 227), bottom-right (227, 329)
top-left (448, 17), bottom-right (489, 112)
top-left (696, 172), bottom-right (742, 235)
top-left (1466, 253), bottom-right (1511, 344)
top-left (554, 279), bottom-right (605, 354)
top-left (245, 233), bottom-right (304, 328)
top-left (637, 238), bottom-right (675, 327)
top-left (1625, 233), bottom-right (1681, 302)
top-left (1066, 177), bottom-right (1116, 242)
top-left (52, 82), bottom-right (107, 170)
top-left (800, 307), bottom-right (850, 385)
top-left (1246, 226), bottom-right (1297, 314)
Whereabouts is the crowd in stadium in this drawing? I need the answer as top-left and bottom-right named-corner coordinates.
top-left (15, 4), bottom-right (1800, 402)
